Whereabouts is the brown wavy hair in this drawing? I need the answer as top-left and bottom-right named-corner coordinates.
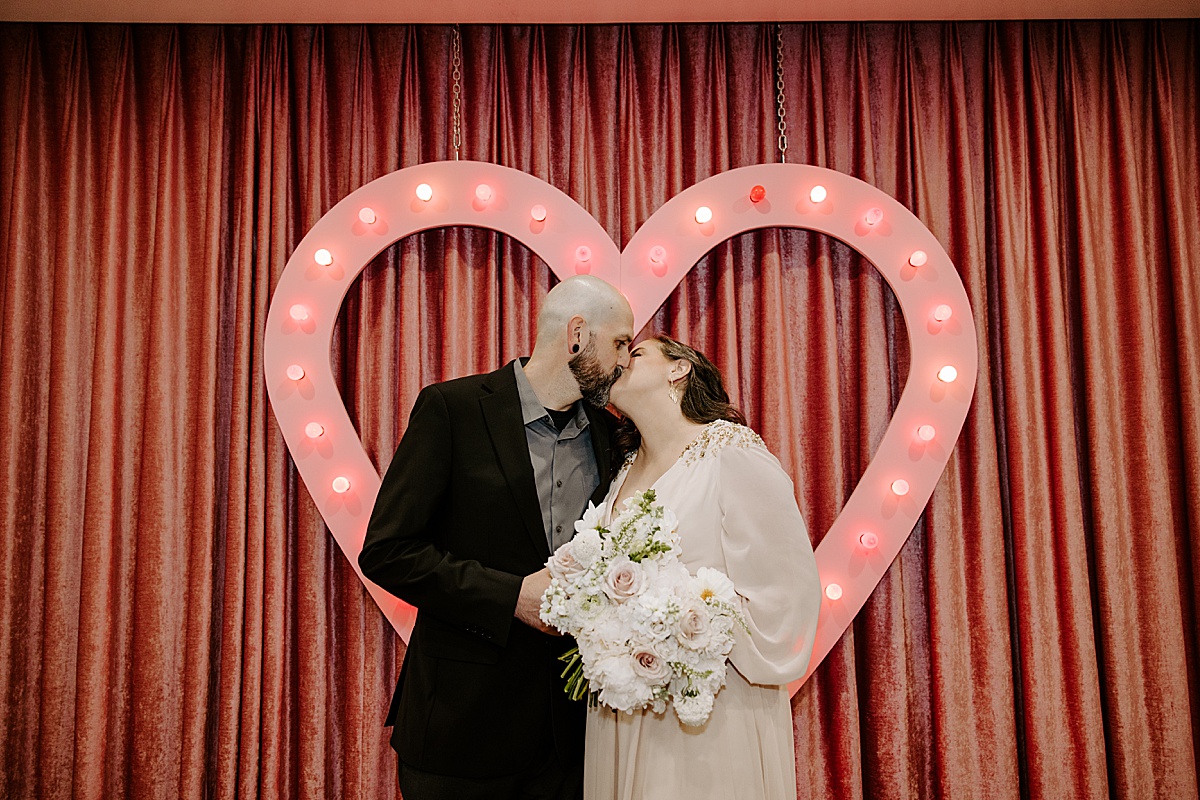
top-left (612, 334), bottom-right (746, 462)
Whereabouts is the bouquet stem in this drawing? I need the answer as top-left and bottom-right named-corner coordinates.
top-left (558, 647), bottom-right (595, 705)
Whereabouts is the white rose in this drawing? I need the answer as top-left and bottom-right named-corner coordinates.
top-left (676, 602), bottom-right (711, 650)
top-left (602, 556), bottom-right (647, 603)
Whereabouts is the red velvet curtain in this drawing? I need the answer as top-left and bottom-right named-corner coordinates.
top-left (1, 20), bottom-right (1197, 800)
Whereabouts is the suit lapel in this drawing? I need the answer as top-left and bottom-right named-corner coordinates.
top-left (480, 363), bottom-right (552, 561)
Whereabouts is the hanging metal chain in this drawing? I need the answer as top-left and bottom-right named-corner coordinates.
top-left (451, 25), bottom-right (463, 160)
top-left (774, 23), bottom-right (789, 163)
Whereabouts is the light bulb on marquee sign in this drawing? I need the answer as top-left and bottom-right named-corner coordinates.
top-left (263, 160), bottom-right (978, 691)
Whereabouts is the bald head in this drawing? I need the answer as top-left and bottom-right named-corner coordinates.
top-left (535, 276), bottom-right (633, 351)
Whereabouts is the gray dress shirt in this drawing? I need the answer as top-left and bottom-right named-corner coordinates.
top-left (514, 360), bottom-right (600, 552)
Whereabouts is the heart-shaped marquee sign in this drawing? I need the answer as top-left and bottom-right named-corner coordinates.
top-left (264, 161), bottom-right (977, 690)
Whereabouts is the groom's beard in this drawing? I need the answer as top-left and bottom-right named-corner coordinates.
top-left (570, 337), bottom-right (622, 409)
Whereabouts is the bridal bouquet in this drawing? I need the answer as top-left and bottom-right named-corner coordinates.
top-left (539, 489), bottom-right (744, 726)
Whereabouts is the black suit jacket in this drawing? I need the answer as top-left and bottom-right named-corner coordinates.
top-left (359, 360), bottom-right (615, 778)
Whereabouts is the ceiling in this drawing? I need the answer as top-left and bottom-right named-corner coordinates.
top-left (4, 0), bottom-right (1196, 23)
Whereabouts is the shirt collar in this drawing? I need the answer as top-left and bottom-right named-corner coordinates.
top-left (513, 359), bottom-right (590, 433)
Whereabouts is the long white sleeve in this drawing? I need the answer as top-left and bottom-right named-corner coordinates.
top-left (716, 441), bottom-right (821, 686)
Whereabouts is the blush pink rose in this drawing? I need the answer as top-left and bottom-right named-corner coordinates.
top-left (631, 648), bottom-right (672, 683)
top-left (602, 557), bottom-right (646, 603)
top-left (548, 544), bottom-right (586, 582)
top-left (676, 602), bottom-right (712, 650)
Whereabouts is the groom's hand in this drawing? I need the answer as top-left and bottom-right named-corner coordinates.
top-left (515, 569), bottom-right (558, 635)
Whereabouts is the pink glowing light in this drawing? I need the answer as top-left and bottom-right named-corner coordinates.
top-left (649, 245), bottom-right (667, 264)
top-left (475, 184), bottom-right (493, 202)
top-left (859, 532), bottom-right (879, 549)
top-left (909, 250), bottom-right (928, 267)
top-left (289, 304), bottom-right (310, 322)
top-left (694, 206), bottom-right (713, 224)
top-left (933, 304), bottom-right (953, 322)
top-left (891, 479), bottom-right (910, 496)
top-left (314, 248), bottom-right (334, 266)
top-left (938, 366), bottom-right (958, 383)
top-left (917, 425), bottom-right (936, 441)
top-left (415, 183), bottom-right (433, 202)
top-left (332, 476), bottom-right (351, 494)
top-left (358, 208), bottom-right (376, 224)
top-left (750, 185), bottom-right (766, 203)
top-left (286, 364), bottom-right (305, 381)
top-left (825, 583), bottom-right (843, 601)
top-left (809, 185), bottom-right (827, 203)
top-left (575, 245), bottom-right (592, 263)
top-left (530, 204), bottom-right (547, 222)
top-left (305, 422), bottom-right (325, 438)
top-left (865, 207), bottom-right (884, 226)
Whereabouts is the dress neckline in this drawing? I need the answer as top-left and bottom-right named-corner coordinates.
top-left (605, 421), bottom-right (717, 524)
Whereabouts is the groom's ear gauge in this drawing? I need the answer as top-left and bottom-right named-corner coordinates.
top-left (572, 344), bottom-right (580, 354)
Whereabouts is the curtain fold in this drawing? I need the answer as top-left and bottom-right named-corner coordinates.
top-left (0, 20), bottom-right (1196, 800)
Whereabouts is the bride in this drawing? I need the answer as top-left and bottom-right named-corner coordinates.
top-left (584, 334), bottom-right (821, 800)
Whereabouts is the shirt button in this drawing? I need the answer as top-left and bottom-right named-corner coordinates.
top-left (556, 480), bottom-right (563, 488)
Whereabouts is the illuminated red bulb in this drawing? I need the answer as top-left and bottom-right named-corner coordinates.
top-left (909, 250), bottom-right (928, 267)
top-left (358, 207), bottom-right (377, 224)
top-left (824, 583), bottom-right (843, 601)
top-left (314, 248), bottom-right (333, 266)
top-left (891, 479), bottom-right (910, 496)
top-left (750, 185), bottom-right (766, 203)
top-left (415, 183), bottom-right (433, 202)
top-left (917, 425), bottom-right (936, 442)
top-left (649, 245), bottom-right (667, 265)
top-left (332, 476), bottom-right (351, 494)
top-left (475, 184), bottom-right (492, 202)
top-left (530, 204), bottom-right (547, 222)
top-left (575, 246), bottom-right (592, 263)
top-left (694, 206), bottom-right (713, 224)
top-left (859, 531), bottom-right (879, 549)
top-left (305, 422), bottom-right (325, 438)
top-left (809, 185), bottom-right (827, 203)
top-left (865, 208), bottom-right (884, 226)
top-left (937, 365), bottom-right (958, 383)
top-left (289, 304), bottom-right (310, 322)
top-left (286, 364), bottom-right (305, 381)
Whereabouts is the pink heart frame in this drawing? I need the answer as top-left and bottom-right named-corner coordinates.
top-left (264, 161), bottom-right (977, 691)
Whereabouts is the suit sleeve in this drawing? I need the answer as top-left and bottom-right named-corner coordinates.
top-left (359, 384), bottom-right (523, 646)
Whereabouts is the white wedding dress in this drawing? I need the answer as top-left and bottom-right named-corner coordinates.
top-left (583, 420), bottom-right (822, 800)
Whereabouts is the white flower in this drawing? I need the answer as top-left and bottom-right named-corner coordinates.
top-left (695, 567), bottom-right (737, 604)
top-left (593, 654), bottom-right (653, 711)
top-left (674, 689), bottom-right (715, 727)
top-left (602, 556), bottom-right (647, 603)
top-left (575, 502), bottom-right (605, 535)
top-left (571, 529), bottom-right (603, 568)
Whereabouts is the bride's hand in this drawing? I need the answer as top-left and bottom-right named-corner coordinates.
top-left (515, 568), bottom-right (559, 634)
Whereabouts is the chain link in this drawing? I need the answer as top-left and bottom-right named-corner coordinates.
top-left (774, 23), bottom-right (788, 163)
top-left (451, 25), bottom-right (462, 160)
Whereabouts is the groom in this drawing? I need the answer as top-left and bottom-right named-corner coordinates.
top-left (359, 275), bottom-right (635, 800)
